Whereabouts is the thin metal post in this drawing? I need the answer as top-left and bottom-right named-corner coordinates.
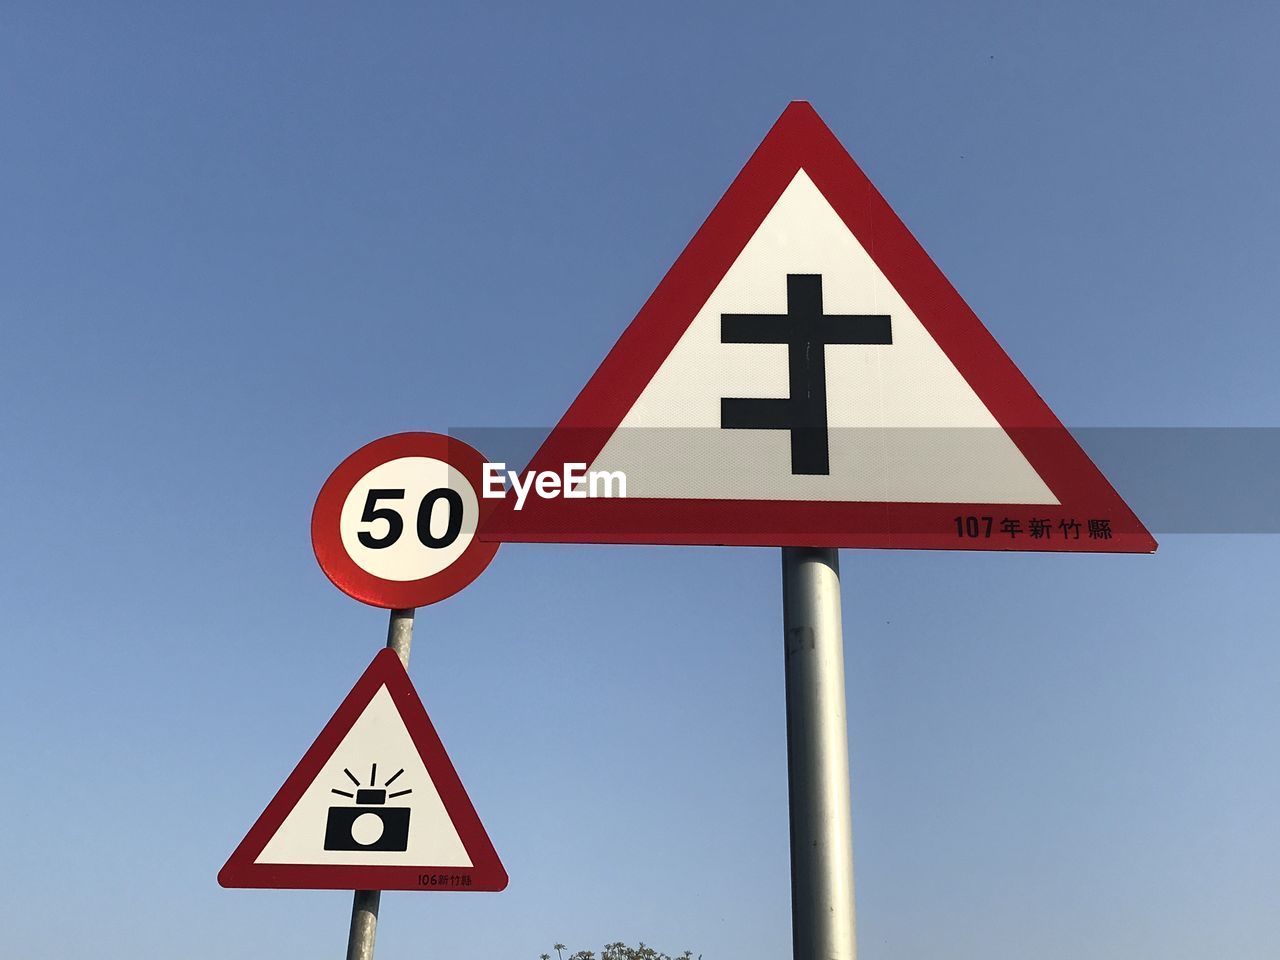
top-left (385, 607), bottom-right (415, 669)
top-left (344, 608), bottom-right (416, 960)
top-left (346, 889), bottom-right (380, 960)
top-left (781, 548), bottom-right (856, 960)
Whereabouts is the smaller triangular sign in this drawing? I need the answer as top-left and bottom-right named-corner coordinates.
top-left (218, 649), bottom-right (507, 891)
top-left (484, 102), bottom-right (1155, 553)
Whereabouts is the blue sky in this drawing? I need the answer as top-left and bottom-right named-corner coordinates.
top-left (2, 3), bottom-right (1278, 958)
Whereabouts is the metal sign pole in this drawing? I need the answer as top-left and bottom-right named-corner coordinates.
top-left (781, 547), bottom-right (856, 960)
top-left (344, 607), bottom-right (416, 960)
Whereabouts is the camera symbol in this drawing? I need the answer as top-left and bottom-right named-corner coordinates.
top-left (324, 764), bottom-right (412, 852)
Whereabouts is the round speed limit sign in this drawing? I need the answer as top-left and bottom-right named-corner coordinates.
top-left (311, 433), bottom-right (500, 608)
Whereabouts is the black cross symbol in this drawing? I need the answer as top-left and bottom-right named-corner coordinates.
top-left (720, 274), bottom-right (892, 475)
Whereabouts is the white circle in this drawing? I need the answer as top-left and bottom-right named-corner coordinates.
top-left (339, 457), bottom-right (479, 581)
top-left (351, 811), bottom-right (385, 846)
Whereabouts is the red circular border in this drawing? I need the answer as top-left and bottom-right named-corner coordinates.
top-left (311, 433), bottom-right (500, 608)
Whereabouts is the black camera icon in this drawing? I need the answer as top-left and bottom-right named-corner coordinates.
top-left (324, 786), bottom-right (411, 852)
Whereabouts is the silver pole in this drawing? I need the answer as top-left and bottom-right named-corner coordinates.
top-left (344, 607), bottom-right (416, 960)
top-left (345, 890), bottom-right (380, 960)
top-left (385, 607), bottom-right (415, 669)
top-left (781, 547), bottom-right (856, 960)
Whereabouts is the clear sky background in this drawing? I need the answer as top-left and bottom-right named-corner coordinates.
top-left (3, 3), bottom-right (1278, 959)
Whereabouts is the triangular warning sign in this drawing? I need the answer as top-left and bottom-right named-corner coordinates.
top-left (218, 649), bottom-right (507, 891)
top-left (486, 102), bottom-right (1154, 553)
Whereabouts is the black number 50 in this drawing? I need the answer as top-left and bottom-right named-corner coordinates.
top-left (357, 488), bottom-right (464, 550)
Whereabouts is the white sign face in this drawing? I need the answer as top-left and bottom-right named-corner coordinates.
top-left (256, 686), bottom-right (471, 867)
top-left (338, 457), bottom-right (479, 582)
top-left (585, 171), bottom-right (1057, 505)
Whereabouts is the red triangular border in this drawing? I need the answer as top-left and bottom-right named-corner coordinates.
top-left (218, 649), bottom-right (508, 891)
top-left (485, 102), bottom-right (1155, 553)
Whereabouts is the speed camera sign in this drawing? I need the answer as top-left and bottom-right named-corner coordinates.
top-left (311, 433), bottom-right (499, 608)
